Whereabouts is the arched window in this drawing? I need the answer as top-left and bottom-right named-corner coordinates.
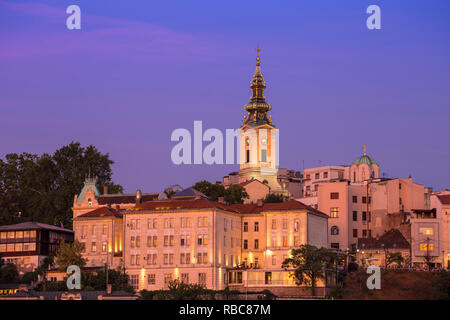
top-left (331, 226), bottom-right (339, 235)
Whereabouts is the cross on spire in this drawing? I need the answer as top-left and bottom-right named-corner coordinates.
top-left (362, 144), bottom-right (368, 156)
top-left (255, 45), bottom-right (261, 61)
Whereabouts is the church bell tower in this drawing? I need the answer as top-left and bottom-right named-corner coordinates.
top-left (238, 47), bottom-right (286, 195)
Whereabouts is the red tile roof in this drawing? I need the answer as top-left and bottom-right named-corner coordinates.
top-left (76, 207), bottom-right (124, 219)
top-left (231, 200), bottom-right (327, 217)
top-left (132, 199), bottom-right (237, 213)
top-left (237, 179), bottom-right (269, 188)
top-left (437, 194), bottom-right (450, 205)
top-left (129, 199), bottom-right (327, 217)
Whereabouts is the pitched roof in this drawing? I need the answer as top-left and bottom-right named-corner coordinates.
top-left (76, 177), bottom-right (101, 204)
top-left (126, 199), bottom-right (327, 217)
top-left (237, 179), bottom-right (269, 188)
top-left (98, 193), bottom-right (159, 205)
top-left (357, 229), bottom-right (410, 250)
top-left (132, 199), bottom-right (237, 213)
top-left (437, 194), bottom-right (450, 205)
top-left (172, 187), bottom-right (207, 199)
top-left (0, 222), bottom-right (73, 233)
top-left (75, 207), bottom-right (124, 219)
top-left (231, 200), bottom-right (328, 217)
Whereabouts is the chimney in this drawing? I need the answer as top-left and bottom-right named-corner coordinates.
top-left (136, 189), bottom-right (142, 204)
top-left (257, 199), bottom-right (263, 207)
top-left (106, 284), bottom-right (112, 295)
top-left (103, 185), bottom-right (108, 195)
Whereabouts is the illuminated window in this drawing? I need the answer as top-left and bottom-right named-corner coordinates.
top-left (91, 242), bottom-right (97, 252)
top-left (419, 228), bottom-right (433, 235)
top-left (282, 236), bottom-right (288, 247)
top-left (102, 241), bottom-right (108, 252)
top-left (136, 236), bottom-right (141, 248)
top-left (330, 207), bottom-right (339, 218)
top-left (420, 244), bottom-right (434, 251)
top-left (294, 220), bottom-right (300, 232)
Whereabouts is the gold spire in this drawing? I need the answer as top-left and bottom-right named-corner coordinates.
top-left (362, 144), bottom-right (368, 156)
top-left (242, 46), bottom-right (273, 127)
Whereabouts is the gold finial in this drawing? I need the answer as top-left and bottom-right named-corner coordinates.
top-left (362, 144), bottom-right (367, 156)
top-left (255, 45), bottom-right (261, 62)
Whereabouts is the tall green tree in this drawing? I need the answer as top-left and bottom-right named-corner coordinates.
top-left (192, 180), bottom-right (248, 204)
top-left (0, 142), bottom-right (122, 228)
top-left (54, 240), bottom-right (86, 271)
top-left (262, 193), bottom-right (285, 203)
top-left (282, 244), bottom-right (343, 296)
top-left (224, 184), bottom-right (249, 204)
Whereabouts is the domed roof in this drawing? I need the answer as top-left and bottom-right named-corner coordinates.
top-left (352, 155), bottom-right (378, 166)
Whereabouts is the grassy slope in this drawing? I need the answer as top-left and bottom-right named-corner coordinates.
top-left (343, 270), bottom-right (440, 300)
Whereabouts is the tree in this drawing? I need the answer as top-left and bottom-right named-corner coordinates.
top-left (224, 184), bottom-right (249, 204)
top-left (0, 263), bottom-right (19, 284)
top-left (192, 180), bottom-right (248, 204)
top-left (0, 142), bottom-right (122, 228)
top-left (282, 244), bottom-right (343, 296)
top-left (263, 193), bottom-right (285, 203)
top-left (140, 279), bottom-right (213, 300)
top-left (192, 180), bottom-right (225, 201)
top-left (82, 268), bottom-right (134, 293)
top-left (54, 240), bottom-right (86, 271)
top-left (386, 252), bottom-right (404, 267)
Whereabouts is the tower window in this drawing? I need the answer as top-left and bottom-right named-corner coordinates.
top-left (246, 150), bottom-right (250, 163)
top-left (261, 149), bottom-right (267, 162)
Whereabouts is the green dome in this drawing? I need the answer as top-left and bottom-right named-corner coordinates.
top-left (352, 155), bottom-right (378, 166)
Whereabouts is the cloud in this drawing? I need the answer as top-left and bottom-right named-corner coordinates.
top-left (0, 1), bottom-right (223, 61)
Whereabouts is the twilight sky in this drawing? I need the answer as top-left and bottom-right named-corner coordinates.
top-left (0, 0), bottom-right (449, 193)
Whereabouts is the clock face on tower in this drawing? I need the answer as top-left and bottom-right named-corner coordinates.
top-left (246, 138), bottom-right (250, 146)
top-left (261, 138), bottom-right (267, 146)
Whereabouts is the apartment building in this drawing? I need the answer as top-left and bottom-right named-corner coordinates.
top-left (0, 222), bottom-right (73, 274)
top-left (123, 199), bottom-right (242, 291)
top-left (431, 192), bottom-right (450, 268)
top-left (410, 208), bottom-right (442, 268)
top-left (73, 206), bottom-right (124, 268)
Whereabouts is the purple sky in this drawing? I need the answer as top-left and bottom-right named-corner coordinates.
top-left (0, 0), bottom-right (449, 193)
